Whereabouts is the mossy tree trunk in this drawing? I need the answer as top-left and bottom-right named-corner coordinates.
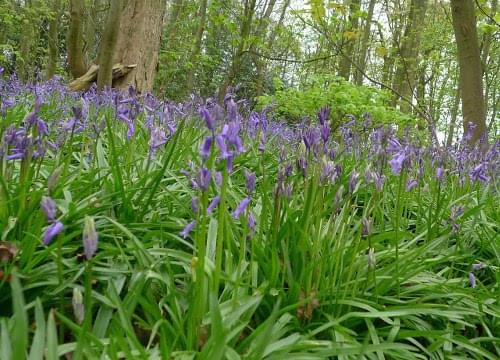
top-left (96, 0), bottom-right (122, 89)
top-left (450, 0), bottom-right (487, 144)
top-left (67, 0), bottom-right (87, 78)
top-left (112, 0), bottom-right (166, 93)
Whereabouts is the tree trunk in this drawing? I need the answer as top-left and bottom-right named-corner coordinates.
top-left (446, 88), bottom-right (461, 147)
top-left (338, 0), bottom-right (361, 81)
top-left (252, 0), bottom-right (279, 96)
top-left (450, 0), bottom-right (487, 144)
top-left (45, 0), bottom-right (61, 79)
top-left (18, 11), bottom-right (36, 81)
top-left (67, 0), bottom-right (87, 78)
top-left (112, 0), bottom-right (166, 93)
top-left (354, 0), bottom-right (375, 85)
top-left (97, 0), bottom-right (122, 89)
top-left (85, 0), bottom-right (101, 64)
top-left (392, 0), bottom-right (428, 112)
top-left (381, 0), bottom-right (403, 86)
top-left (218, 0), bottom-right (257, 101)
top-left (186, 0), bottom-right (209, 94)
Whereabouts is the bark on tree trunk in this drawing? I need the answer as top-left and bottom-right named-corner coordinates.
top-left (450, 0), bottom-right (487, 144)
top-left (338, 0), bottom-right (361, 81)
top-left (67, 0), bottom-right (87, 78)
top-left (186, 0), bottom-right (209, 94)
top-left (218, 0), bottom-right (257, 101)
top-left (97, 0), bottom-right (122, 89)
top-left (251, 0), bottom-right (278, 96)
top-left (46, 0), bottom-right (61, 79)
top-left (392, 0), bottom-right (428, 112)
top-left (446, 88), bottom-right (461, 147)
top-left (112, 0), bottom-right (166, 93)
top-left (354, 0), bottom-right (375, 85)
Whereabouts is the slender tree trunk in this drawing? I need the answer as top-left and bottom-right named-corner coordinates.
top-left (165, 0), bottom-right (184, 46)
top-left (450, 0), bottom-right (487, 144)
top-left (67, 0), bottom-right (87, 78)
top-left (354, 0), bottom-right (375, 85)
top-left (218, 0), bottom-right (257, 101)
top-left (251, 0), bottom-right (278, 96)
top-left (112, 0), bottom-right (166, 92)
top-left (392, 0), bottom-right (428, 112)
top-left (186, 0), bottom-right (209, 94)
top-left (338, 0), bottom-right (361, 80)
top-left (382, 0), bottom-right (403, 86)
top-left (45, 0), bottom-right (61, 79)
top-left (18, 8), bottom-right (36, 81)
top-left (96, 0), bottom-right (122, 89)
top-left (85, 0), bottom-right (101, 64)
top-left (446, 88), bottom-right (461, 147)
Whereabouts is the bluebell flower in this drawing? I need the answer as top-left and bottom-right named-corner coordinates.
top-left (207, 196), bottom-right (220, 214)
top-left (245, 171), bottom-right (256, 194)
top-left (41, 196), bottom-right (57, 222)
top-left (43, 221), bottom-right (64, 245)
top-left (389, 152), bottom-right (406, 175)
top-left (468, 272), bottom-right (476, 288)
top-left (83, 216), bottom-right (98, 260)
top-left (406, 179), bottom-right (418, 191)
top-left (195, 168), bottom-right (211, 192)
top-left (232, 198), bottom-right (251, 219)
top-left (317, 107), bottom-right (330, 126)
top-left (180, 221), bottom-right (196, 239)
top-left (199, 106), bottom-right (215, 131)
top-left (200, 136), bottom-right (213, 161)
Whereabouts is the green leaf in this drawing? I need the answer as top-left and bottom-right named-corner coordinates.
top-left (11, 273), bottom-right (28, 360)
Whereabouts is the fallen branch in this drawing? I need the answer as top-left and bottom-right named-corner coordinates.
top-left (68, 63), bottom-right (137, 91)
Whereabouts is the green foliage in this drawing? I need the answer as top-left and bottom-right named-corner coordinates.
top-left (257, 74), bottom-right (413, 126)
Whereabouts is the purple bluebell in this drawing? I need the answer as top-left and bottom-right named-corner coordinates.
top-left (469, 163), bottom-right (490, 183)
top-left (349, 170), bottom-right (359, 193)
top-left (215, 135), bottom-right (231, 159)
top-left (318, 107), bottom-right (330, 126)
top-left (321, 125), bottom-right (330, 144)
top-left (83, 216), bottom-right (98, 260)
top-left (297, 156), bottom-right (308, 177)
top-left (191, 197), bottom-right (199, 214)
top-left (207, 196), bottom-right (220, 214)
top-left (449, 205), bottom-right (463, 234)
top-left (406, 179), bottom-right (418, 192)
top-left (373, 173), bottom-right (385, 192)
top-left (245, 171), bottom-right (256, 194)
top-left (43, 221), bottom-right (64, 245)
top-left (232, 197), bottom-right (251, 219)
top-left (223, 122), bottom-right (244, 154)
top-left (180, 221), bottom-right (196, 239)
top-left (259, 132), bottom-right (267, 153)
top-left (199, 106), bottom-right (215, 131)
top-left (200, 136), bottom-right (213, 161)
top-left (41, 196), bottom-right (57, 221)
top-left (224, 94), bottom-right (239, 122)
top-left (468, 272), bottom-right (476, 288)
top-left (471, 263), bottom-right (485, 271)
top-left (389, 152), bottom-right (406, 175)
top-left (149, 127), bottom-right (167, 151)
top-left (303, 129), bottom-right (320, 151)
top-left (214, 172), bottom-right (223, 186)
top-left (436, 167), bottom-right (444, 182)
top-left (248, 213), bottom-right (256, 233)
top-left (362, 217), bottom-right (373, 236)
top-left (195, 168), bottom-right (211, 192)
